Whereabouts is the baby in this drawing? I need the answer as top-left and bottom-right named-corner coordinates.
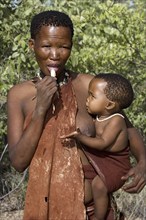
top-left (61, 73), bottom-right (134, 220)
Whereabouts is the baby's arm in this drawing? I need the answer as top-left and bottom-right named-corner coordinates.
top-left (61, 116), bottom-right (126, 151)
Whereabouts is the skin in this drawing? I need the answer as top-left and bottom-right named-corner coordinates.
top-left (62, 78), bottom-right (129, 153)
top-left (7, 25), bottom-right (146, 207)
top-left (61, 78), bottom-right (131, 219)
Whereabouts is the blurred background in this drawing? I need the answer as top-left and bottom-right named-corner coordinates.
top-left (0, 0), bottom-right (146, 219)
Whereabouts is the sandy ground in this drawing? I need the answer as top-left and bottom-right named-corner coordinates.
top-left (0, 192), bottom-right (24, 220)
top-left (0, 210), bottom-right (23, 220)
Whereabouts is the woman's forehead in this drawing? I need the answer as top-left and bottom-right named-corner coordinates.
top-left (36, 25), bottom-right (72, 39)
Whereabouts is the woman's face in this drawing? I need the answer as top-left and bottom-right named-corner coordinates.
top-left (29, 25), bottom-right (72, 77)
top-left (86, 78), bottom-right (110, 115)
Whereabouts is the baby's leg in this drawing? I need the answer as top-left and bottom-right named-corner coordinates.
top-left (84, 179), bottom-right (93, 203)
top-left (92, 175), bottom-right (108, 220)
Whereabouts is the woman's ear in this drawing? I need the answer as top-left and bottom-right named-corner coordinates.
top-left (28, 39), bottom-right (35, 51)
top-left (105, 100), bottom-right (116, 110)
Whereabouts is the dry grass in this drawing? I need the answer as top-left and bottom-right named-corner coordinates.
top-left (0, 210), bottom-right (23, 220)
top-left (0, 157), bottom-right (146, 219)
top-left (113, 186), bottom-right (146, 220)
top-left (1, 184), bottom-right (146, 220)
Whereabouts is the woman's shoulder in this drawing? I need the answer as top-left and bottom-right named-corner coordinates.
top-left (7, 80), bottom-right (35, 100)
top-left (78, 73), bottom-right (94, 80)
top-left (69, 70), bottom-right (94, 87)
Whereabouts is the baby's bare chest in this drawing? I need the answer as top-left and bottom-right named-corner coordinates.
top-left (95, 120), bottom-right (108, 136)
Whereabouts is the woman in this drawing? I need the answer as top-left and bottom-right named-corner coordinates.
top-left (7, 10), bottom-right (146, 220)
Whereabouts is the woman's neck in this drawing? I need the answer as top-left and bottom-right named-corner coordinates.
top-left (57, 71), bottom-right (69, 86)
top-left (39, 69), bottom-right (69, 86)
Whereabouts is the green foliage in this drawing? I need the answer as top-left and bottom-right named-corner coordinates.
top-left (52, 0), bottom-right (146, 140)
top-left (0, 0), bottom-right (45, 149)
top-left (0, 0), bottom-right (146, 152)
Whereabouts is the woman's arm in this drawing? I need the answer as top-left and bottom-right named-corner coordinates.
top-left (7, 77), bottom-right (57, 172)
top-left (122, 127), bottom-right (146, 193)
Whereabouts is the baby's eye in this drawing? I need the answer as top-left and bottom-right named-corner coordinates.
top-left (90, 93), bottom-right (95, 98)
top-left (88, 94), bottom-right (94, 99)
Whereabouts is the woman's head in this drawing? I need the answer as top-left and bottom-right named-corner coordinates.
top-left (29, 10), bottom-right (74, 77)
top-left (30, 10), bottom-right (74, 39)
top-left (86, 73), bottom-right (134, 115)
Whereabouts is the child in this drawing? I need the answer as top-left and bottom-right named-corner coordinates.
top-left (61, 73), bottom-right (134, 220)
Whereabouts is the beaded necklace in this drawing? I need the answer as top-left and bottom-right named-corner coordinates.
top-left (96, 113), bottom-right (124, 122)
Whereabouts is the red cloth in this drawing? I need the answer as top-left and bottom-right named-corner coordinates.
top-left (23, 80), bottom-right (85, 220)
top-left (83, 147), bottom-right (131, 192)
top-left (83, 162), bottom-right (126, 219)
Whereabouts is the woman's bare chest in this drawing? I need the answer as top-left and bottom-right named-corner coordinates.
top-left (76, 110), bottom-right (95, 137)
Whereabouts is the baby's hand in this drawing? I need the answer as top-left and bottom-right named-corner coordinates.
top-left (60, 128), bottom-right (81, 139)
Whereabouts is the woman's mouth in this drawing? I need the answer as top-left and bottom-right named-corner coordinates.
top-left (50, 69), bottom-right (56, 77)
top-left (47, 66), bottom-right (59, 74)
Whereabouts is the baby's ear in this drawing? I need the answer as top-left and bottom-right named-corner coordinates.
top-left (105, 100), bottom-right (116, 110)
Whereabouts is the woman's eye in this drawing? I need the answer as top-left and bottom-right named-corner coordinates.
top-left (42, 45), bottom-right (50, 48)
top-left (62, 46), bottom-right (71, 49)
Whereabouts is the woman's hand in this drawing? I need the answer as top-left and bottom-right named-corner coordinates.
top-left (7, 76), bottom-right (58, 172)
top-left (34, 76), bottom-right (57, 115)
top-left (121, 162), bottom-right (146, 193)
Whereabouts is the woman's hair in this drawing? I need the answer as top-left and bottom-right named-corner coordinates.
top-left (94, 73), bottom-right (134, 109)
top-left (30, 10), bottom-right (74, 39)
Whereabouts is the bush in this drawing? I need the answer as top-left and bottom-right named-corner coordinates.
top-left (0, 0), bottom-right (145, 203)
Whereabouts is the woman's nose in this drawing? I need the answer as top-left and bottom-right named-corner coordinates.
top-left (50, 48), bottom-right (59, 60)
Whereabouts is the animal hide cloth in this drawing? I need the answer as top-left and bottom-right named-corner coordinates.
top-left (23, 80), bottom-right (85, 220)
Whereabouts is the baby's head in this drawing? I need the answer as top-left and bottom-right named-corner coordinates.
top-left (94, 73), bottom-right (134, 110)
top-left (88, 73), bottom-right (134, 114)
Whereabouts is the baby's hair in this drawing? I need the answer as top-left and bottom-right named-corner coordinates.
top-left (94, 73), bottom-right (134, 109)
top-left (30, 10), bottom-right (74, 39)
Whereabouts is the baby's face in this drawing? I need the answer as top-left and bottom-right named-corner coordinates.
top-left (86, 78), bottom-right (109, 115)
